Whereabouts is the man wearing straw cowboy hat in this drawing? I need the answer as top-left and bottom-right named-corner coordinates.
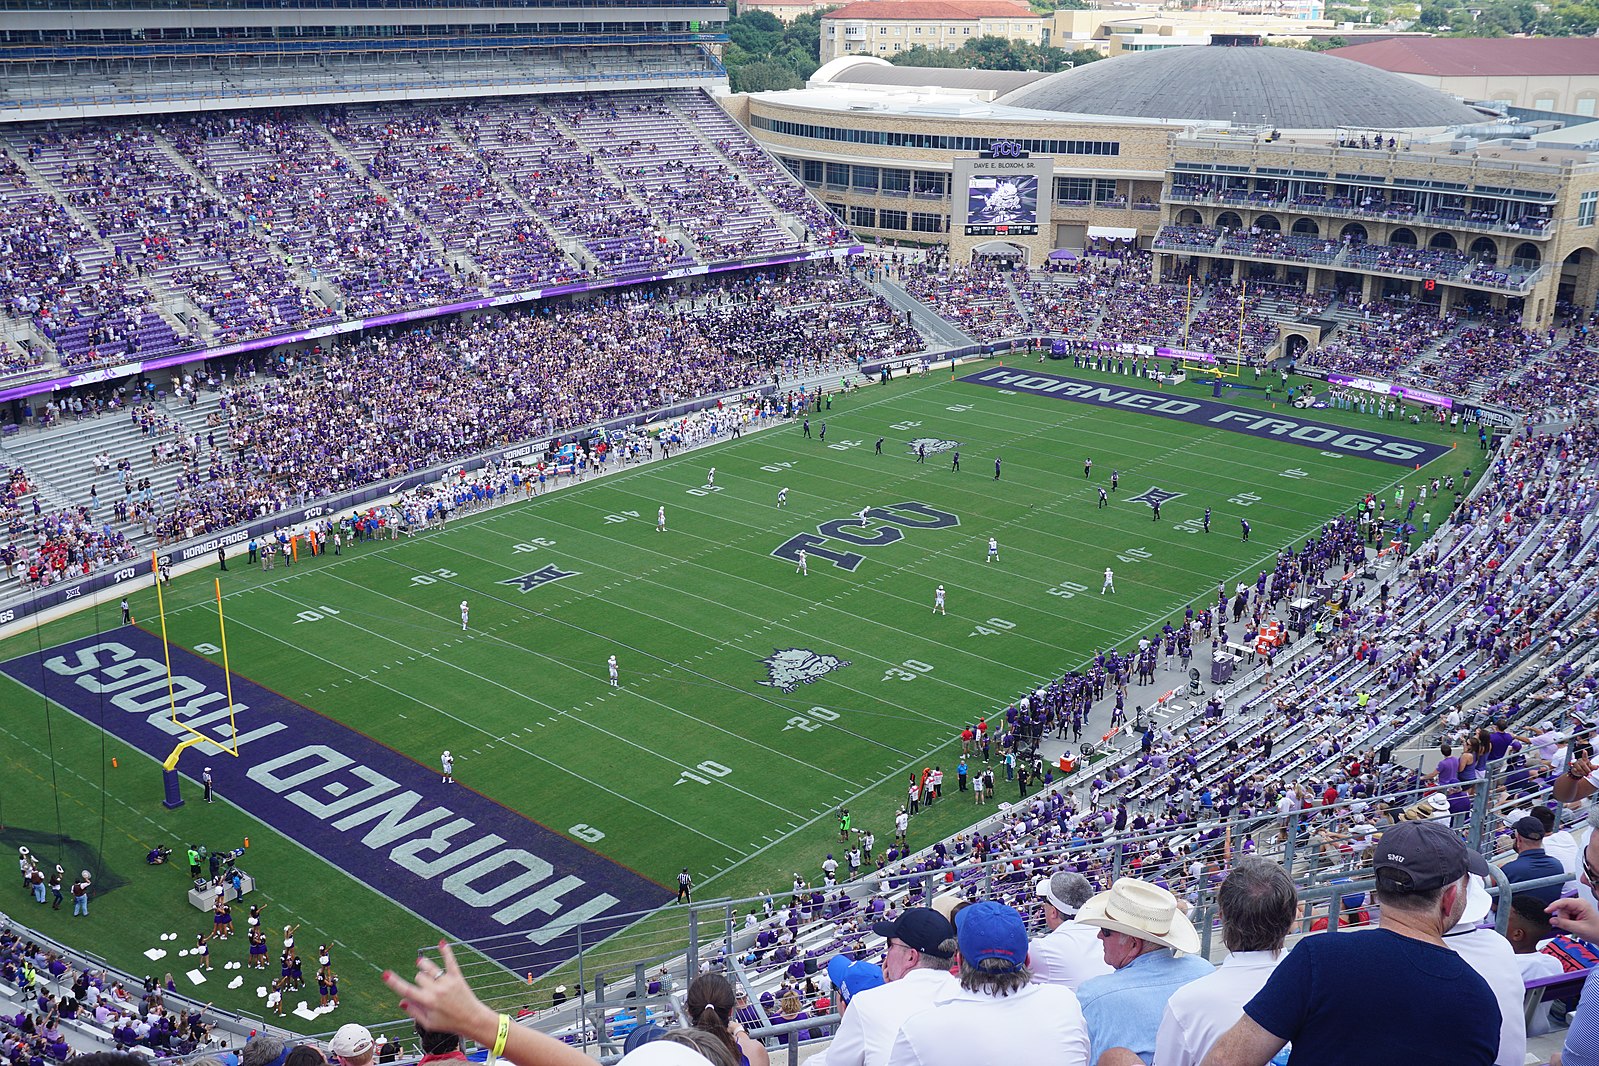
top-left (1074, 878), bottom-right (1213, 1065)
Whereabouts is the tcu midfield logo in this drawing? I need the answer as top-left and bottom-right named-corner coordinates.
top-left (771, 501), bottom-right (958, 573)
top-left (906, 438), bottom-right (959, 456)
top-left (759, 648), bottom-right (852, 692)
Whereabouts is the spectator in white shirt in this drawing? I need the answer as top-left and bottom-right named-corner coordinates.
top-left (1443, 875), bottom-right (1529, 1066)
top-left (1529, 806), bottom-right (1580, 879)
top-left (1130, 857), bottom-right (1297, 1066)
top-left (1029, 871), bottom-right (1113, 990)
top-left (817, 908), bottom-right (956, 1066)
top-left (886, 901), bottom-right (1089, 1066)
top-left (1504, 895), bottom-right (1564, 1036)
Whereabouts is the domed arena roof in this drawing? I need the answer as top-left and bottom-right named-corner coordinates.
top-left (997, 45), bottom-right (1488, 130)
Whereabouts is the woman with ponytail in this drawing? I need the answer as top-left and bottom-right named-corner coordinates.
top-left (684, 974), bottom-right (769, 1066)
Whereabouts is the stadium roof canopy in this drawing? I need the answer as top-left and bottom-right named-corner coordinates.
top-left (998, 44), bottom-right (1489, 130)
top-left (812, 57), bottom-right (1050, 95)
top-left (1327, 37), bottom-right (1599, 78)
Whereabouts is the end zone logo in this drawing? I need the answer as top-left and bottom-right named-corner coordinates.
top-left (759, 648), bottom-right (851, 693)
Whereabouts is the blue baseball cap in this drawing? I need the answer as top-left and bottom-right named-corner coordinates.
top-left (840, 961), bottom-right (884, 1003)
top-left (826, 954), bottom-right (852, 992)
top-left (954, 901), bottom-right (1029, 972)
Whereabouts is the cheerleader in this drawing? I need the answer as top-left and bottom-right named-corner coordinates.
top-left (247, 928), bottom-right (268, 969)
top-left (194, 932), bottom-right (214, 971)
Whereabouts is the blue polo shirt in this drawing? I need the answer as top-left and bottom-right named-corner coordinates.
top-left (1078, 947), bottom-right (1214, 1064)
top-left (1501, 847), bottom-right (1567, 904)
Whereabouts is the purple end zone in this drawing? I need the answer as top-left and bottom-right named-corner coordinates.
top-left (960, 368), bottom-right (1452, 467)
top-left (1, 630), bottom-right (671, 975)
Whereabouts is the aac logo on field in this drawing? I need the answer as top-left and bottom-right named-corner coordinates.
top-left (759, 649), bottom-right (851, 693)
top-left (500, 564), bottom-right (580, 593)
top-left (906, 438), bottom-right (960, 456)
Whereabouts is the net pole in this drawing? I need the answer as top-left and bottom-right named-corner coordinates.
top-left (216, 579), bottom-right (239, 756)
top-left (1236, 280), bottom-right (1246, 377)
top-left (1184, 276), bottom-right (1191, 351)
top-left (154, 550), bottom-right (179, 722)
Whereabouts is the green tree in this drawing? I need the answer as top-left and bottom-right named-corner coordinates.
top-left (887, 35), bottom-right (1098, 72)
top-left (1414, 1), bottom-right (1462, 28)
top-left (720, 7), bottom-right (831, 91)
top-left (729, 58), bottom-right (806, 92)
top-left (888, 45), bottom-right (971, 67)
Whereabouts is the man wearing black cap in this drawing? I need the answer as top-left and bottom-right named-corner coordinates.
top-left (1500, 816), bottom-right (1566, 906)
top-left (1202, 820), bottom-right (1500, 1066)
top-left (818, 907), bottom-right (955, 1066)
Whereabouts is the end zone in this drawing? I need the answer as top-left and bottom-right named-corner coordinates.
top-left (960, 368), bottom-right (1451, 466)
top-left (1, 631), bottom-right (671, 975)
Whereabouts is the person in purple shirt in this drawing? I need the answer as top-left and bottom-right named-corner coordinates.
top-left (1485, 719), bottom-right (1520, 764)
top-left (1429, 743), bottom-right (1460, 786)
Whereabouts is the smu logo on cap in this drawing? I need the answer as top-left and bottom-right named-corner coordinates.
top-left (1383, 851), bottom-right (1405, 863)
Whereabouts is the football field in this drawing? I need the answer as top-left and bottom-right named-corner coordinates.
top-left (0, 358), bottom-right (1472, 1025)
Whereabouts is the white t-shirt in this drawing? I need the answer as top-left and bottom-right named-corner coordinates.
top-left (1515, 950), bottom-right (1564, 1037)
top-left (1443, 926), bottom-right (1529, 1066)
top-left (1545, 829), bottom-right (1580, 880)
top-left (1028, 920), bottom-right (1112, 991)
top-left (1154, 950), bottom-right (1281, 1066)
top-left (820, 969), bottom-right (956, 1066)
top-left (886, 980), bottom-right (1088, 1066)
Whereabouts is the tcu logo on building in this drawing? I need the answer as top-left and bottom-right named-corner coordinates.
top-left (986, 140), bottom-right (1026, 158)
top-left (771, 502), bottom-right (958, 572)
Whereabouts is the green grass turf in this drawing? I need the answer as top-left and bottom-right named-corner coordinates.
top-left (0, 358), bottom-right (1478, 1027)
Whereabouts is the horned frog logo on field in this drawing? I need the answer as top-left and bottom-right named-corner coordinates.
top-left (906, 438), bottom-right (960, 456)
top-left (759, 648), bottom-right (852, 693)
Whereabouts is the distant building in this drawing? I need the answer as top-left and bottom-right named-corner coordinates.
top-left (1047, 9), bottom-right (1339, 53)
top-left (735, 0), bottom-right (840, 22)
top-left (1329, 38), bottom-right (1599, 116)
top-left (730, 42), bottom-right (1599, 333)
top-left (819, 0), bottom-right (1043, 62)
